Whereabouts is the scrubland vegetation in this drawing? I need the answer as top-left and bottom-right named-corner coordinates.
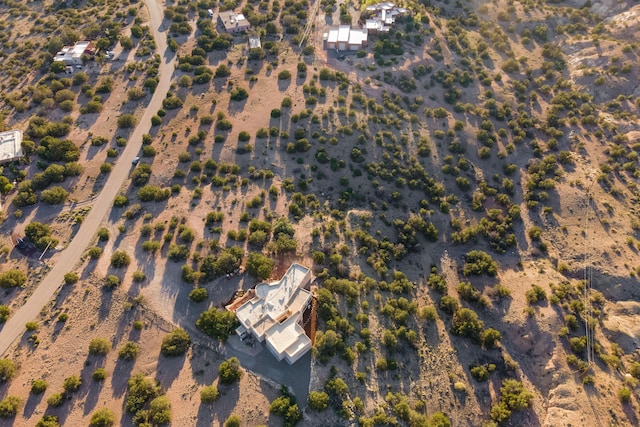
top-left (0, 0), bottom-right (639, 424)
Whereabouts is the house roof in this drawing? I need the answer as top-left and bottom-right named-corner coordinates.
top-left (265, 315), bottom-right (311, 359)
top-left (0, 130), bottom-right (23, 164)
top-left (234, 263), bottom-right (311, 332)
top-left (248, 36), bottom-right (261, 49)
top-left (218, 10), bottom-right (250, 31)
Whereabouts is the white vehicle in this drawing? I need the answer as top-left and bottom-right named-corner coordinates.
top-left (207, 9), bottom-right (214, 17)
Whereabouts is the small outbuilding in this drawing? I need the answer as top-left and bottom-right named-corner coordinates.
top-left (0, 130), bottom-right (23, 165)
top-left (248, 36), bottom-right (261, 49)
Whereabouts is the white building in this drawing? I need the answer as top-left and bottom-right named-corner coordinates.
top-left (218, 11), bottom-right (251, 33)
top-left (231, 264), bottom-right (313, 365)
top-left (53, 41), bottom-right (95, 65)
top-left (363, 2), bottom-right (409, 34)
top-left (323, 25), bottom-right (368, 51)
top-left (0, 130), bottom-right (23, 165)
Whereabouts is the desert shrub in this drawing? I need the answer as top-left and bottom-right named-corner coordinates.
top-left (200, 385), bottom-right (219, 403)
top-left (163, 95), bottom-right (183, 110)
top-left (119, 342), bottom-right (140, 360)
top-left (307, 391), bottom-right (329, 411)
top-left (0, 396), bottom-right (20, 418)
top-left (196, 307), bottom-right (238, 341)
top-left (270, 388), bottom-right (302, 427)
top-left (525, 285), bottom-right (547, 304)
top-left (105, 275), bottom-right (120, 288)
top-left (100, 163), bottom-right (113, 173)
top-left (63, 375), bottom-right (82, 393)
top-left (218, 357), bottom-right (242, 384)
top-left (278, 70), bottom-right (291, 80)
top-left (132, 271), bottom-right (146, 282)
top-left (89, 408), bottom-right (115, 427)
top-left (31, 379), bottom-right (48, 394)
top-left (245, 252), bottom-right (275, 280)
top-left (0, 270), bottom-right (27, 288)
top-left (189, 287), bottom-right (208, 302)
top-left (117, 114), bottom-right (137, 128)
top-left (481, 328), bottom-right (502, 348)
top-left (619, 387), bottom-right (632, 403)
top-left (462, 250), bottom-right (498, 276)
top-left (137, 185), bottom-right (171, 202)
top-left (230, 87), bottom-right (248, 101)
top-left (114, 195), bottom-right (129, 207)
top-left (110, 250), bottom-right (131, 268)
top-left (490, 379), bottom-right (534, 423)
top-left (25, 321), bottom-right (38, 331)
top-left (0, 306), bottom-right (9, 323)
top-left (88, 337), bottom-right (111, 355)
top-left (25, 221), bottom-right (58, 251)
top-left (41, 186), bottom-right (69, 204)
top-left (125, 374), bottom-right (164, 422)
top-left (92, 368), bottom-right (107, 382)
top-left (225, 415), bottom-right (241, 427)
top-left (451, 308), bottom-right (484, 341)
top-left (161, 328), bottom-right (191, 356)
top-left (47, 392), bottom-right (64, 408)
top-left (87, 246), bottom-right (103, 259)
top-left (0, 359), bottom-right (16, 383)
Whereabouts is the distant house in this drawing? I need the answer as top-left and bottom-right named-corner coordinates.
top-left (248, 36), bottom-right (261, 49)
top-left (53, 41), bottom-right (95, 65)
top-left (0, 130), bottom-right (23, 165)
top-left (229, 264), bottom-right (313, 365)
top-left (363, 2), bottom-right (410, 34)
top-left (218, 11), bottom-right (251, 33)
top-left (323, 25), bottom-right (368, 51)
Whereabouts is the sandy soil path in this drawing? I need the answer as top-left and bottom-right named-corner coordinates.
top-left (0, 0), bottom-right (175, 356)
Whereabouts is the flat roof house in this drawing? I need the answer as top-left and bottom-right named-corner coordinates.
top-left (218, 11), bottom-right (251, 33)
top-left (323, 25), bottom-right (368, 51)
top-left (0, 130), bottom-right (23, 165)
top-left (230, 263), bottom-right (313, 365)
top-left (53, 41), bottom-right (95, 65)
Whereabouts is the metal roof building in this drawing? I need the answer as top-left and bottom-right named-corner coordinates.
top-left (0, 130), bottom-right (23, 165)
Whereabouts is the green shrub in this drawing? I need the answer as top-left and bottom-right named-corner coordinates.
top-left (0, 395), bottom-right (20, 418)
top-left (89, 407), bottom-right (115, 427)
top-left (0, 269), bottom-right (27, 288)
top-left (117, 114), bottom-right (137, 128)
top-left (307, 391), bottom-right (329, 411)
top-left (64, 272), bottom-right (79, 284)
top-left (200, 385), bottom-right (219, 403)
top-left (47, 392), bottom-right (64, 408)
top-left (31, 379), bottom-right (48, 394)
top-left (118, 342), bottom-right (140, 360)
top-left (218, 357), bottom-right (242, 384)
top-left (161, 328), bottom-right (191, 356)
top-left (0, 359), bottom-right (16, 383)
top-left (0, 306), bottom-right (9, 323)
top-left (92, 368), bottom-right (107, 381)
top-left (63, 375), bottom-right (82, 393)
top-left (88, 337), bottom-right (111, 355)
top-left (189, 287), bottom-right (208, 302)
top-left (110, 250), bottom-right (131, 268)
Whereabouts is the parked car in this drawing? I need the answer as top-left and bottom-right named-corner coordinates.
top-left (132, 157), bottom-right (140, 166)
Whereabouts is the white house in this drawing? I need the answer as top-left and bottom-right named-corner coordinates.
top-left (230, 264), bottom-right (313, 365)
top-left (323, 25), bottom-right (368, 51)
top-left (218, 11), bottom-right (251, 33)
top-left (53, 41), bottom-right (95, 65)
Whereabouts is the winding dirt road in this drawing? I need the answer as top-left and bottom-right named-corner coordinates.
top-left (0, 0), bottom-right (175, 356)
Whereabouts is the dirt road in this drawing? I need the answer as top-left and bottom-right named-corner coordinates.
top-left (0, 0), bottom-right (175, 356)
